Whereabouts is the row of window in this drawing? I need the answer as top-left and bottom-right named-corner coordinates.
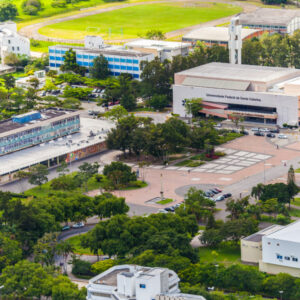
top-left (110, 71), bottom-right (139, 79)
top-left (49, 49), bottom-right (67, 54)
top-left (242, 24), bottom-right (287, 30)
top-left (276, 254), bottom-right (298, 262)
top-left (49, 50), bottom-right (140, 64)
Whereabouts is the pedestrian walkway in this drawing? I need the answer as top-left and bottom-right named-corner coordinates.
top-left (126, 147), bottom-right (272, 175)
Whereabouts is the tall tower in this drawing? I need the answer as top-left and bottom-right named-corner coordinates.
top-left (229, 16), bottom-right (242, 64)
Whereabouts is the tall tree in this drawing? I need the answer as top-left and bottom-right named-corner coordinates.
top-left (28, 164), bottom-right (49, 187)
top-left (90, 55), bottom-right (110, 79)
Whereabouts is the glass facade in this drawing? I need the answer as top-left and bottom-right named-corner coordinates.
top-left (0, 115), bottom-right (80, 155)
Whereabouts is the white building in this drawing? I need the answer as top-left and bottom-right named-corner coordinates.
top-left (260, 220), bottom-right (300, 277)
top-left (173, 62), bottom-right (300, 126)
top-left (49, 36), bottom-right (154, 80)
top-left (0, 21), bottom-right (30, 58)
top-left (124, 39), bottom-right (191, 61)
top-left (16, 70), bottom-right (46, 89)
top-left (86, 265), bottom-right (205, 300)
top-left (228, 17), bottom-right (242, 65)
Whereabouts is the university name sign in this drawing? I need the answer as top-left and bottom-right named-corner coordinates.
top-left (206, 93), bottom-right (262, 102)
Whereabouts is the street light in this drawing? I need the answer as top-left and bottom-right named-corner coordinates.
top-left (279, 290), bottom-right (284, 300)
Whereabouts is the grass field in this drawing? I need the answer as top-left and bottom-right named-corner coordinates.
top-left (30, 39), bottom-right (83, 53)
top-left (198, 242), bottom-right (241, 266)
top-left (39, 2), bottom-right (242, 40)
top-left (67, 234), bottom-right (97, 255)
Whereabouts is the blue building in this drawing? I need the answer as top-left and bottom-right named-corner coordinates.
top-left (48, 44), bottom-right (154, 80)
top-left (0, 108), bottom-right (80, 156)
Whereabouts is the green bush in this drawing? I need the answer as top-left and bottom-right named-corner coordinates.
top-left (72, 259), bottom-right (94, 277)
top-left (186, 161), bottom-right (205, 168)
top-left (22, 0), bottom-right (42, 15)
top-left (91, 259), bottom-right (115, 274)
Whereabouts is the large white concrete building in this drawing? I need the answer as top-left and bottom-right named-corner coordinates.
top-left (86, 265), bottom-right (205, 300)
top-left (124, 39), bottom-right (191, 61)
top-left (242, 221), bottom-right (300, 277)
top-left (0, 21), bottom-right (30, 58)
top-left (173, 62), bottom-right (300, 126)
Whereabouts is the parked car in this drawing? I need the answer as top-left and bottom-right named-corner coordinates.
top-left (209, 189), bottom-right (219, 195)
top-left (254, 132), bottom-right (265, 137)
top-left (215, 188), bottom-right (222, 193)
top-left (158, 209), bottom-right (168, 213)
top-left (205, 191), bottom-right (213, 197)
top-left (223, 193), bottom-right (232, 198)
top-left (251, 128), bottom-right (259, 131)
top-left (72, 222), bottom-right (85, 228)
top-left (61, 225), bottom-right (70, 231)
top-left (259, 128), bottom-right (270, 132)
top-left (165, 207), bottom-right (175, 212)
top-left (270, 128), bottom-right (280, 133)
top-left (240, 130), bottom-right (249, 135)
top-left (215, 195), bottom-right (225, 201)
top-left (278, 134), bottom-right (288, 139)
top-left (266, 133), bottom-right (275, 138)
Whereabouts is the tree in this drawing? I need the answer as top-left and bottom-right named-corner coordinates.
top-left (22, 0), bottom-right (42, 15)
top-left (0, 3), bottom-right (18, 21)
top-left (147, 94), bottom-right (169, 110)
top-left (60, 49), bottom-right (85, 75)
top-left (2, 74), bottom-right (15, 89)
top-left (28, 76), bottom-right (39, 89)
top-left (28, 164), bottom-right (49, 187)
top-left (93, 192), bottom-right (129, 219)
top-left (144, 29), bottom-right (166, 40)
top-left (33, 232), bottom-right (59, 266)
top-left (251, 183), bottom-right (265, 200)
top-left (56, 161), bottom-right (69, 176)
top-left (260, 183), bottom-right (291, 205)
top-left (287, 165), bottom-right (299, 208)
top-left (184, 98), bottom-right (203, 118)
top-left (76, 162), bottom-right (99, 191)
top-left (229, 113), bottom-right (244, 128)
top-left (103, 161), bottom-right (136, 188)
top-left (56, 241), bottom-right (74, 274)
top-left (91, 259), bottom-right (115, 274)
top-left (200, 228), bottom-right (223, 247)
top-left (104, 105), bottom-right (128, 121)
top-left (225, 196), bottom-right (249, 220)
top-left (90, 55), bottom-right (110, 79)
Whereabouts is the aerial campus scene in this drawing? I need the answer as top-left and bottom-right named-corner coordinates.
top-left (3, 0), bottom-right (300, 299)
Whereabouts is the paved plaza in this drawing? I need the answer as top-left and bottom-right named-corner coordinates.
top-left (126, 147), bottom-right (272, 175)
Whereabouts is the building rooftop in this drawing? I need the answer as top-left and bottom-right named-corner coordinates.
top-left (243, 225), bottom-right (283, 243)
top-left (239, 8), bottom-right (300, 26)
top-left (160, 293), bottom-right (206, 300)
top-left (50, 44), bottom-right (151, 58)
top-left (0, 108), bottom-right (75, 136)
top-left (183, 26), bottom-right (260, 42)
top-left (0, 117), bottom-right (114, 176)
top-left (176, 62), bottom-right (300, 84)
top-left (265, 220), bottom-right (300, 242)
top-left (125, 38), bottom-right (191, 50)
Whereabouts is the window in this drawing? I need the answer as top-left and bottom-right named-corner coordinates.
top-left (114, 57), bottom-right (120, 62)
top-left (285, 256), bottom-right (290, 261)
top-left (17, 47), bottom-right (19, 51)
top-left (121, 66), bottom-right (126, 70)
top-left (55, 50), bottom-right (61, 54)
top-left (120, 58), bottom-right (126, 63)
top-left (114, 65), bottom-right (120, 69)
top-left (83, 55), bottom-right (89, 59)
top-left (127, 66), bottom-right (133, 71)
top-left (126, 59), bottom-right (133, 63)
top-left (277, 254), bottom-right (283, 260)
top-left (108, 57), bottom-right (113, 62)
top-left (49, 49), bottom-right (55, 53)
top-left (77, 54), bottom-right (82, 59)
top-left (277, 243), bottom-right (280, 246)
top-left (133, 74), bottom-right (139, 79)
top-left (49, 56), bottom-right (55, 60)
top-left (83, 62), bottom-right (89, 67)
top-left (139, 284), bottom-right (146, 289)
top-left (268, 242), bottom-right (271, 245)
top-left (12, 46), bottom-right (14, 51)
top-left (8, 40), bottom-right (10, 44)
top-left (293, 257), bottom-right (298, 262)
top-left (133, 67), bottom-right (139, 71)
top-left (108, 64), bottom-right (114, 68)
top-left (133, 59), bottom-right (139, 64)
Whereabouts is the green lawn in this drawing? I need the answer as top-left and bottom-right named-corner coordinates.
top-left (157, 198), bottom-right (173, 205)
top-left (67, 234), bottom-right (99, 255)
top-left (199, 242), bottom-right (241, 266)
top-left (289, 207), bottom-right (300, 218)
top-left (30, 39), bottom-right (83, 53)
top-left (292, 197), bottom-right (300, 206)
top-left (39, 2), bottom-right (242, 40)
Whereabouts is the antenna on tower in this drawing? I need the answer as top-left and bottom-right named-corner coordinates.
top-left (229, 16), bottom-right (242, 64)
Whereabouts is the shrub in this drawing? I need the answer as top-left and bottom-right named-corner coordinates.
top-left (22, 0), bottom-right (42, 15)
top-left (72, 259), bottom-right (94, 277)
top-left (91, 259), bottom-right (115, 274)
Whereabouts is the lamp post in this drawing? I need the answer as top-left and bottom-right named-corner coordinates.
top-left (160, 173), bottom-right (164, 200)
top-left (279, 290), bottom-right (284, 300)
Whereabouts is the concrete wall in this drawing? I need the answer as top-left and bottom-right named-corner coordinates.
top-left (173, 84), bottom-right (299, 126)
top-left (259, 260), bottom-right (300, 277)
top-left (240, 239), bottom-right (262, 264)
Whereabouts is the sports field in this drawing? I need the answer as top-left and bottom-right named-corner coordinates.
top-left (38, 2), bottom-right (242, 40)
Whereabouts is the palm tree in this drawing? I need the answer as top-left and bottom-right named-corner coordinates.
top-left (251, 183), bottom-right (265, 200)
top-left (56, 241), bottom-right (74, 274)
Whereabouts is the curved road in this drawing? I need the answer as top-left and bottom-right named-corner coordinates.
top-left (19, 0), bottom-right (257, 44)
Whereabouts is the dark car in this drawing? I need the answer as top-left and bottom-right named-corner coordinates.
top-left (211, 188), bottom-right (220, 194)
top-left (205, 191), bottom-right (213, 197)
top-left (270, 128), bottom-right (280, 133)
top-left (266, 133), bottom-right (275, 138)
top-left (224, 193), bottom-right (232, 198)
top-left (254, 132), bottom-right (264, 137)
top-left (240, 130), bottom-right (249, 135)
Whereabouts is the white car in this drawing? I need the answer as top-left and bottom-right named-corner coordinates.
top-left (251, 128), bottom-right (259, 131)
top-left (72, 222), bottom-right (85, 228)
top-left (259, 128), bottom-right (270, 132)
top-left (278, 134), bottom-right (288, 139)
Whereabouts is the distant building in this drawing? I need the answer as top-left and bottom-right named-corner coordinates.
top-left (49, 36), bottom-right (154, 80)
top-left (16, 70), bottom-right (46, 89)
top-left (239, 8), bottom-right (300, 34)
top-left (182, 26), bottom-right (261, 47)
top-left (86, 264), bottom-right (206, 300)
top-left (241, 225), bottom-right (283, 264)
top-left (124, 39), bottom-right (191, 61)
top-left (0, 21), bottom-right (30, 57)
top-left (242, 220), bottom-right (300, 277)
top-left (173, 62), bottom-right (300, 126)
top-left (0, 108), bottom-right (80, 156)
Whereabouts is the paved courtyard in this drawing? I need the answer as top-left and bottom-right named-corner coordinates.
top-left (126, 147), bottom-right (272, 175)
